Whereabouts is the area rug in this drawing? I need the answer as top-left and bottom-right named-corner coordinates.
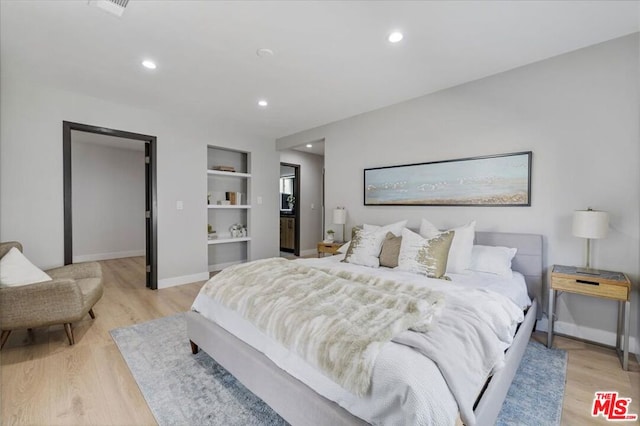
top-left (496, 340), bottom-right (567, 425)
top-left (110, 313), bottom-right (567, 426)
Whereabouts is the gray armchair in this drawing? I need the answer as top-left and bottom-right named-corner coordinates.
top-left (0, 242), bottom-right (104, 349)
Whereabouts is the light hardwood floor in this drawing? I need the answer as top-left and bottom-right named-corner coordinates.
top-left (1, 256), bottom-right (638, 425)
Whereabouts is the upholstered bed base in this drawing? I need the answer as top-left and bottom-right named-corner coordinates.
top-left (474, 298), bottom-right (537, 424)
top-left (186, 300), bottom-right (537, 425)
top-left (186, 310), bottom-right (367, 425)
top-left (187, 231), bottom-right (543, 425)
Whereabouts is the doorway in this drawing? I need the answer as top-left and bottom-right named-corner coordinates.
top-left (279, 162), bottom-right (300, 256)
top-left (63, 121), bottom-right (158, 289)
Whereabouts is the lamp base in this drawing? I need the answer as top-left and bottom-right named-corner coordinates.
top-left (575, 266), bottom-right (602, 275)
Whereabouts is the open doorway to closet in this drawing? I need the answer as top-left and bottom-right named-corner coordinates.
top-left (279, 141), bottom-right (324, 258)
top-left (62, 121), bottom-right (158, 289)
top-left (279, 163), bottom-right (300, 256)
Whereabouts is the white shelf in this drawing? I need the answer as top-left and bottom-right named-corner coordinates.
top-left (208, 237), bottom-right (251, 245)
top-left (208, 204), bottom-right (251, 209)
top-left (207, 170), bottom-right (251, 178)
top-left (207, 146), bottom-right (250, 266)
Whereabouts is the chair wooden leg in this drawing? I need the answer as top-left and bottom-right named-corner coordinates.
top-left (64, 323), bottom-right (74, 345)
top-left (190, 340), bottom-right (199, 354)
top-left (88, 308), bottom-right (96, 319)
top-left (0, 330), bottom-right (11, 349)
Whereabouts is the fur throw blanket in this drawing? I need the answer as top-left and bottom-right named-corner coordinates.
top-left (200, 258), bottom-right (444, 395)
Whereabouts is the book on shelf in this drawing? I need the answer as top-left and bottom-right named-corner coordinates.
top-left (211, 165), bottom-right (236, 172)
top-left (225, 192), bottom-right (243, 205)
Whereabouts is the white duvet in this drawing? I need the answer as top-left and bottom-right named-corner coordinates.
top-left (191, 255), bottom-right (530, 426)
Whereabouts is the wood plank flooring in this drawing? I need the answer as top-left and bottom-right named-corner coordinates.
top-left (1, 256), bottom-right (638, 425)
top-left (1, 257), bottom-right (203, 426)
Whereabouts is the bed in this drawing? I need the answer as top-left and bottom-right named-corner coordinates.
top-left (187, 231), bottom-right (542, 425)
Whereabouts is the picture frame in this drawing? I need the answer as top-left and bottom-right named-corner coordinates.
top-left (364, 151), bottom-right (532, 206)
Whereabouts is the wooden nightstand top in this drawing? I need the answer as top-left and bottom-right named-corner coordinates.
top-left (551, 264), bottom-right (630, 301)
top-left (552, 264), bottom-right (628, 282)
top-left (318, 241), bottom-right (342, 248)
top-left (317, 241), bottom-right (343, 257)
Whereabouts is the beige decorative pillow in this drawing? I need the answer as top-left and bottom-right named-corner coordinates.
top-left (420, 218), bottom-right (476, 274)
top-left (397, 228), bottom-right (455, 279)
top-left (379, 232), bottom-right (402, 268)
top-left (342, 228), bottom-right (387, 268)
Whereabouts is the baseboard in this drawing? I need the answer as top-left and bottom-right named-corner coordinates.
top-left (73, 250), bottom-right (145, 263)
top-left (208, 260), bottom-right (245, 273)
top-left (299, 248), bottom-right (318, 257)
top-left (536, 318), bottom-right (639, 355)
top-left (157, 272), bottom-right (210, 289)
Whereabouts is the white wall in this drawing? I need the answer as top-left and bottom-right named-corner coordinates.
top-left (280, 150), bottom-right (324, 254)
top-left (1, 71), bottom-right (280, 287)
top-left (278, 34), bottom-right (640, 353)
top-left (71, 140), bottom-right (145, 262)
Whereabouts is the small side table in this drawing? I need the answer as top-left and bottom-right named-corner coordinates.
top-left (548, 264), bottom-right (631, 370)
top-left (317, 242), bottom-right (342, 257)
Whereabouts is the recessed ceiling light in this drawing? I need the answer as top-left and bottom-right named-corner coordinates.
top-left (258, 99), bottom-right (268, 107)
top-left (388, 32), bottom-right (403, 43)
top-left (142, 60), bottom-right (157, 69)
top-left (256, 48), bottom-right (274, 57)
top-left (306, 144), bottom-right (312, 148)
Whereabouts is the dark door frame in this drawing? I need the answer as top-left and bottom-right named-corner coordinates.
top-left (280, 162), bottom-right (301, 256)
top-left (63, 121), bottom-right (158, 289)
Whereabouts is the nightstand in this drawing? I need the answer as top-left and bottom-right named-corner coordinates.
top-left (547, 264), bottom-right (631, 370)
top-left (317, 242), bottom-right (342, 257)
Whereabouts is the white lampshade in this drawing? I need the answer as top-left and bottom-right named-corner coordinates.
top-left (572, 209), bottom-right (609, 239)
top-left (332, 208), bottom-right (347, 225)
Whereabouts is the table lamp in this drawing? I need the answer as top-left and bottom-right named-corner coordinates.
top-left (572, 208), bottom-right (608, 275)
top-left (332, 208), bottom-right (347, 243)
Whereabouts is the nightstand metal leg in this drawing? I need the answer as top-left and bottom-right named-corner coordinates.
top-left (623, 300), bottom-right (630, 370)
top-left (547, 288), bottom-right (555, 348)
top-left (616, 300), bottom-right (623, 350)
top-left (616, 300), bottom-right (630, 371)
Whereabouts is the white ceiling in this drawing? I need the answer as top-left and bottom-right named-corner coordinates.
top-left (2, 1), bottom-right (638, 141)
top-left (291, 140), bottom-right (325, 156)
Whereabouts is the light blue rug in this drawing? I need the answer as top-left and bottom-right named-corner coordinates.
top-left (111, 314), bottom-right (567, 426)
top-left (496, 340), bottom-right (567, 425)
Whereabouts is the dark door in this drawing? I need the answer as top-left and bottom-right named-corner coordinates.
top-left (145, 142), bottom-right (151, 288)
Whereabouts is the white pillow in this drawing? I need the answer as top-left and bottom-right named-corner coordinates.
top-left (397, 228), bottom-right (454, 279)
top-left (363, 220), bottom-right (408, 237)
top-left (0, 247), bottom-right (52, 287)
top-left (469, 245), bottom-right (517, 278)
top-left (342, 229), bottom-right (387, 268)
top-left (419, 218), bottom-right (439, 238)
top-left (337, 241), bottom-right (351, 254)
top-left (420, 219), bottom-right (476, 274)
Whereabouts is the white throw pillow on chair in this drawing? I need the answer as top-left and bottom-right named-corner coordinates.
top-left (0, 247), bottom-right (52, 287)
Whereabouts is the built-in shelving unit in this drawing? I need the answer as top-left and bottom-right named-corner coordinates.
top-left (207, 145), bottom-right (251, 271)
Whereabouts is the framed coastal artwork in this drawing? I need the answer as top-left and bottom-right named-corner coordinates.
top-left (364, 151), bottom-right (532, 206)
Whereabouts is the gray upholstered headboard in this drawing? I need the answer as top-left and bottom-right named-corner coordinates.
top-left (475, 232), bottom-right (543, 310)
